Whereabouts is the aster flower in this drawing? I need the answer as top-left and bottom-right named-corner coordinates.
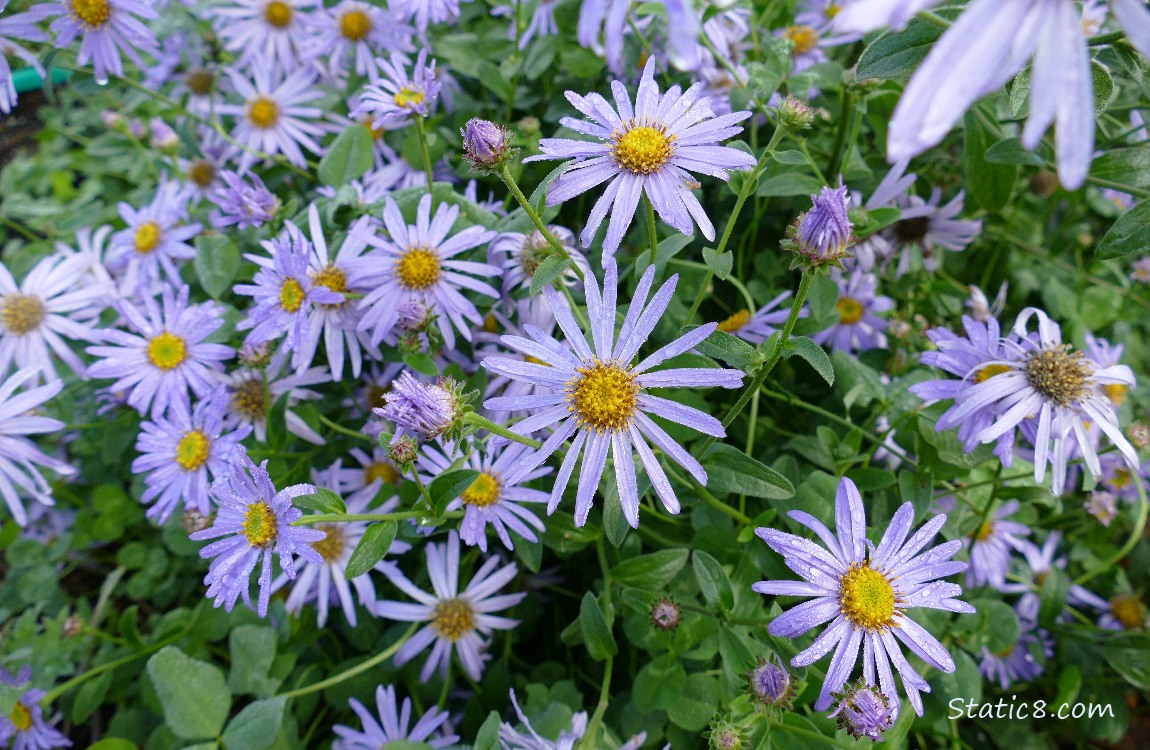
top-left (0, 1), bottom-right (53, 114)
top-left (1085, 489), bottom-right (1119, 526)
top-left (210, 170), bottom-right (279, 229)
top-left (345, 362), bottom-right (404, 438)
top-left (1099, 594), bottom-right (1148, 631)
top-left (491, 0), bottom-right (559, 50)
top-left (355, 193), bottom-right (500, 350)
top-left (376, 372), bottom-right (465, 442)
top-left (966, 282), bottom-right (1007, 323)
top-left (777, 2), bottom-right (859, 83)
top-left (0, 368), bottom-right (75, 527)
top-left (811, 268), bottom-right (893, 352)
top-left (418, 441), bottom-right (550, 552)
top-left (753, 476), bottom-right (974, 715)
top-left (829, 680), bottom-right (895, 742)
top-left (1132, 257), bottom-right (1150, 283)
top-left (53, 224), bottom-right (116, 290)
top-left (715, 291), bottom-right (804, 345)
top-left (0, 251), bottom-right (112, 381)
top-left (391, 0), bottom-right (465, 33)
top-left (105, 179), bottom-right (201, 295)
top-left (217, 66), bottom-right (327, 171)
top-left (488, 226), bottom-right (587, 304)
top-left (311, 1), bottom-right (413, 83)
top-left (978, 621), bottom-right (1053, 690)
top-left (190, 447), bottom-right (325, 617)
top-left (132, 388), bottom-right (251, 523)
top-left (526, 58), bottom-right (756, 259)
top-left (220, 354), bottom-right (328, 445)
top-left (787, 181), bottom-right (855, 265)
top-left (497, 689), bottom-right (648, 750)
top-left (87, 285), bottom-right (233, 419)
top-left (180, 130), bottom-right (239, 201)
top-left (748, 654), bottom-right (794, 708)
top-left (334, 684), bottom-right (458, 750)
top-left (352, 49), bottom-right (440, 128)
top-left (577, 0), bottom-right (701, 73)
top-left (0, 665), bottom-right (70, 749)
top-left (1001, 532), bottom-right (1111, 623)
top-left (45, 0), bottom-right (159, 85)
top-left (965, 500), bottom-right (1030, 589)
top-left (210, 0), bottom-right (319, 71)
top-left (374, 530), bottom-right (524, 681)
top-left (480, 261), bottom-right (744, 528)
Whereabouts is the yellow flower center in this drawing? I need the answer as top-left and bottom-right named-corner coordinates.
top-left (1104, 383), bottom-right (1129, 406)
top-left (339, 8), bottom-right (372, 41)
top-left (568, 359), bottom-right (640, 432)
top-left (395, 247), bottom-right (441, 290)
top-left (432, 598), bottom-right (475, 642)
top-left (785, 24), bottom-right (820, 56)
top-left (134, 221), bottom-right (162, 254)
top-left (992, 644), bottom-right (1016, 658)
top-left (242, 501), bottom-right (277, 547)
top-left (839, 563), bottom-right (897, 630)
top-left (365, 462), bottom-right (401, 485)
top-left (1110, 595), bottom-right (1146, 630)
top-left (518, 232), bottom-right (553, 276)
top-left (146, 332), bottom-right (188, 371)
top-left (611, 124), bottom-right (674, 175)
top-left (312, 523), bottom-right (346, 562)
top-left (718, 309), bottom-right (752, 333)
top-left (187, 68), bottom-right (215, 96)
top-left (461, 472), bottom-right (501, 507)
top-left (231, 378), bottom-right (266, 420)
top-left (1110, 468), bottom-right (1132, 489)
top-left (264, 0), bottom-right (293, 28)
top-left (10, 702), bottom-right (32, 732)
top-left (1025, 346), bottom-right (1091, 407)
top-left (394, 86), bottom-right (425, 109)
top-left (835, 297), bottom-right (864, 325)
top-left (188, 160), bottom-right (216, 189)
top-left (311, 264), bottom-right (347, 294)
top-left (361, 115), bottom-right (387, 141)
top-left (176, 430), bottom-right (211, 471)
top-left (279, 278), bottom-right (305, 313)
top-left (482, 313), bottom-right (500, 334)
top-left (247, 97), bottom-right (281, 129)
top-left (0, 293), bottom-right (46, 335)
top-left (71, 0), bottom-right (110, 27)
top-left (973, 521), bottom-right (994, 542)
top-left (973, 363), bottom-right (1012, 384)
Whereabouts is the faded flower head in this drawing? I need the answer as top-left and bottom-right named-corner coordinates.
top-left (650, 597), bottom-right (681, 631)
top-left (786, 180), bottom-right (855, 266)
top-left (748, 654), bottom-right (794, 708)
top-left (705, 714), bottom-right (745, 750)
top-left (830, 679), bottom-right (895, 742)
top-left (376, 372), bottom-right (470, 442)
top-left (461, 118), bottom-right (512, 170)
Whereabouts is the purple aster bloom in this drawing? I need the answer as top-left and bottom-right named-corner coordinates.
top-left (978, 620), bottom-right (1053, 690)
top-left (793, 181), bottom-right (854, 264)
top-left (0, 251), bottom-right (113, 381)
top-left (811, 268), bottom-right (893, 352)
top-left (210, 170), bottom-right (279, 229)
top-left (525, 57), bottom-right (756, 259)
top-left (748, 654), bottom-right (794, 707)
top-left (234, 219), bottom-right (342, 369)
top-left (44, 0), bottom-right (159, 85)
top-left (220, 354), bottom-right (329, 445)
top-left (0, 1), bottom-right (53, 114)
top-left (310, 1), bottom-right (413, 83)
top-left (374, 530), bottom-right (525, 681)
top-left (1099, 452), bottom-right (1149, 502)
top-left (1085, 489), bottom-right (1119, 526)
top-left (106, 179), bottom-right (201, 295)
top-left (1002, 532), bottom-right (1111, 623)
top-left (491, 0), bottom-right (560, 50)
top-left (132, 387), bottom-right (251, 523)
top-left (0, 368), bottom-right (75, 527)
top-left (344, 361), bottom-right (404, 437)
top-left (417, 441), bottom-right (550, 553)
top-left (352, 49), bottom-right (440, 128)
top-left (189, 447), bottom-right (325, 617)
top-left (1084, 331), bottom-right (1131, 408)
top-left (375, 371), bottom-right (462, 442)
top-left (209, 0), bottom-right (319, 71)
top-left (715, 291), bottom-right (805, 346)
top-left (777, 3), bottom-right (859, 83)
top-left (753, 476), bottom-right (975, 715)
top-left (965, 500), bottom-right (1030, 589)
top-left (180, 129), bottom-right (240, 201)
top-left (355, 193), bottom-right (500, 350)
top-left (577, 0), bottom-right (700, 73)
top-left (487, 226), bottom-right (588, 307)
top-left (965, 282), bottom-right (1007, 323)
top-left (217, 66), bottom-right (327, 171)
top-left (87, 285), bottom-right (233, 419)
top-left (480, 261), bottom-right (744, 528)
top-left (829, 680), bottom-right (895, 742)
top-left (1098, 594), bottom-right (1148, 631)
top-left (334, 684), bottom-right (458, 750)
top-left (0, 665), bottom-right (70, 750)
top-left (498, 688), bottom-right (626, 750)
top-left (341, 445), bottom-right (405, 497)
top-left (391, 0), bottom-right (465, 34)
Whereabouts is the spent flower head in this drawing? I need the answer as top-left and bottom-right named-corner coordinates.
top-left (829, 679), bottom-right (895, 742)
top-left (461, 118), bottom-right (514, 171)
top-left (376, 372), bottom-right (474, 443)
top-left (784, 180), bottom-right (855, 267)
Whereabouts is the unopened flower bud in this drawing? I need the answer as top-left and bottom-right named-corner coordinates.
top-left (650, 597), bottom-right (681, 631)
top-left (377, 373), bottom-right (468, 442)
top-left (182, 509), bottom-right (211, 534)
top-left (462, 118), bottom-right (513, 170)
top-left (784, 180), bottom-right (855, 267)
top-left (398, 300), bottom-right (430, 331)
top-left (149, 117), bottom-right (179, 151)
top-left (748, 654), bottom-right (794, 708)
top-left (829, 679), bottom-right (895, 742)
top-left (239, 341), bottom-right (273, 367)
top-left (705, 714), bottom-right (745, 750)
top-left (387, 434), bottom-right (419, 466)
top-left (777, 96), bottom-right (814, 130)
top-left (62, 615), bottom-right (83, 638)
top-left (1128, 420), bottom-right (1150, 449)
top-left (100, 110), bottom-right (125, 130)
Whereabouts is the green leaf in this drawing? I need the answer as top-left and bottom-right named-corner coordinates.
top-left (529, 255), bottom-right (572, 296)
top-left (402, 350), bottom-right (439, 376)
top-left (744, 38), bottom-right (791, 101)
top-left (692, 551), bottom-right (734, 612)
top-left (969, 598), bottom-right (1021, 654)
top-left (1090, 146), bottom-right (1150, 191)
top-left (220, 697), bottom-right (286, 750)
top-left (87, 741), bottom-right (139, 750)
top-left (983, 137), bottom-right (1050, 167)
top-left (632, 653), bottom-right (687, 713)
top-left (528, 162), bottom-right (569, 215)
top-left (755, 172), bottom-right (824, 197)
top-left (194, 235), bottom-right (241, 300)
top-left (1038, 568), bottom-right (1070, 629)
top-left (473, 710), bottom-right (503, 750)
top-left (427, 469), bottom-right (480, 516)
top-left (964, 109), bottom-right (1016, 212)
top-left (701, 246), bottom-right (733, 281)
top-left (228, 626), bottom-right (279, 698)
top-left (146, 646), bottom-right (231, 740)
top-left (781, 336), bottom-right (834, 386)
top-left (317, 125), bottom-right (375, 187)
top-left (610, 548), bottom-right (688, 589)
top-left (692, 329), bottom-right (764, 373)
top-left (702, 443), bottom-right (795, 499)
top-left (578, 592), bottom-right (617, 661)
top-left (344, 521), bottom-right (397, 580)
top-left (1097, 198), bottom-right (1150, 258)
top-left (267, 392), bottom-right (290, 451)
top-left (1011, 61), bottom-right (1113, 118)
top-left (770, 149), bottom-right (809, 165)
top-left (71, 669), bottom-right (113, 723)
top-left (855, 18), bottom-right (943, 80)
top-left (293, 488), bottom-right (345, 515)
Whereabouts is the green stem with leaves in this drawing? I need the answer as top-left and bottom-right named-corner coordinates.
top-left (497, 164), bottom-right (582, 277)
top-left (279, 623), bottom-right (419, 699)
top-left (464, 412), bottom-right (543, 449)
top-left (414, 115), bottom-right (436, 196)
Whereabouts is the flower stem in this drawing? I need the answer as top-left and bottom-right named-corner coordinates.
top-left (292, 510), bottom-right (460, 525)
top-left (414, 115), bottom-right (436, 197)
top-left (317, 413), bottom-right (373, 442)
top-left (464, 412), bottom-right (543, 449)
top-left (1075, 472), bottom-right (1149, 585)
top-left (578, 657), bottom-right (614, 750)
top-left (278, 623), bottom-right (419, 699)
top-left (645, 194), bottom-right (658, 265)
top-left (497, 165), bottom-right (582, 277)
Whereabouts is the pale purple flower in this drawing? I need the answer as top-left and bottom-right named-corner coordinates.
top-left (374, 530), bottom-right (525, 681)
top-left (352, 49), bottom-right (440, 128)
top-left (0, 368), bottom-right (75, 527)
top-left (749, 654), bottom-right (793, 707)
top-left (181, 129), bottom-right (239, 201)
top-left (132, 387), bottom-right (251, 523)
top-left (391, 0), bottom-right (466, 33)
top-left (355, 193), bottom-right (500, 350)
top-left (1002, 532), bottom-right (1113, 623)
top-left (217, 66), bottom-right (327, 171)
top-left (716, 291), bottom-right (804, 345)
top-left (480, 261), bottom-right (744, 528)
top-left (219, 353), bottom-right (329, 445)
top-left (965, 500), bottom-right (1030, 589)
top-left (0, 1), bottom-right (52, 114)
top-left (812, 268), bottom-right (893, 352)
top-left (1133, 257), bottom-right (1150, 283)
top-left (487, 226), bottom-right (588, 306)
top-left (525, 58), bottom-right (756, 259)
top-left (210, 170), bottom-right (279, 229)
top-left (311, 1), bottom-right (413, 83)
top-left (375, 371), bottom-right (461, 442)
top-left (829, 680), bottom-right (895, 742)
top-left (795, 181), bottom-right (854, 263)
top-left (577, 0), bottom-right (700, 73)
top-left (496, 688), bottom-right (645, 750)
top-left (106, 179), bottom-right (201, 295)
top-left (190, 447), bottom-right (325, 617)
top-left (753, 476), bottom-right (974, 715)
top-left (334, 685), bottom-right (458, 750)
top-left (1085, 489), bottom-right (1119, 526)
top-left (0, 665), bottom-right (70, 750)
top-left (965, 282), bottom-right (1007, 323)
top-left (978, 621), bottom-right (1053, 690)
top-left (209, 0), bottom-right (319, 71)
top-left (491, 0), bottom-right (559, 49)
top-left (87, 285), bottom-right (233, 419)
top-left (44, 0), bottom-right (159, 85)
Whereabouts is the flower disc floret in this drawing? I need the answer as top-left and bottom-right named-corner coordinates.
top-left (394, 86), bottom-right (425, 109)
top-left (462, 473), bottom-right (501, 507)
top-left (611, 123), bottom-right (674, 175)
top-left (432, 598), bottom-right (475, 641)
top-left (839, 564), bottom-right (897, 630)
top-left (718, 309), bottom-right (751, 333)
top-left (243, 500), bottom-right (278, 547)
top-left (395, 248), bottom-right (441, 290)
top-left (785, 24), bottom-right (819, 55)
top-left (263, 0), bottom-right (292, 27)
top-left (339, 8), bottom-right (371, 40)
top-left (279, 278), bottom-right (305, 313)
top-left (71, 0), bottom-right (111, 27)
top-left (0, 294), bottom-right (46, 336)
top-left (146, 331), bottom-right (188, 371)
top-left (835, 297), bottom-right (864, 325)
top-left (312, 523), bottom-right (346, 562)
top-left (176, 430), bottom-right (211, 471)
top-left (134, 221), bottom-right (162, 254)
top-left (1024, 345), bottom-right (1090, 407)
top-left (247, 97), bottom-right (281, 129)
top-left (568, 360), bottom-right (639, 431)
